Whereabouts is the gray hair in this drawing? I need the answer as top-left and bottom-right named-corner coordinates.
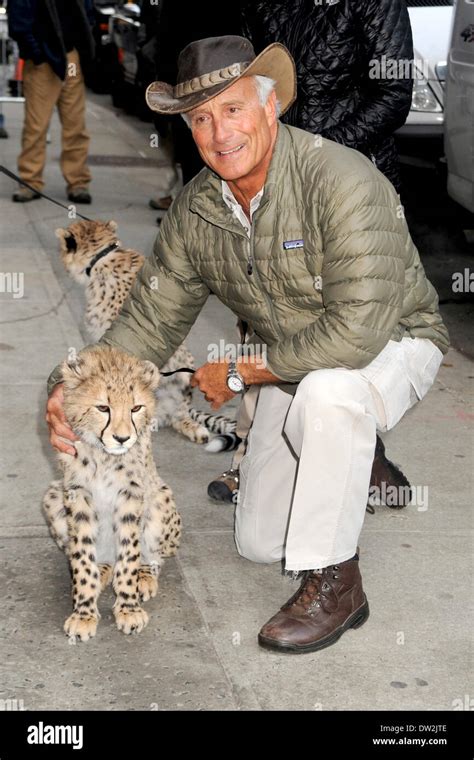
top-left (181, 75), bottom-right (280, 127)
top-left (254, 75), bottom-right (281, 115)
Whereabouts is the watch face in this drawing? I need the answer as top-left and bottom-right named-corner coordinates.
top-left (227, 375), bottom-right (244, 393)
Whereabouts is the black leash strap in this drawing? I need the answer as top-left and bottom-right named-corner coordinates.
top-left (0, 164), bottom-right (94, 221)
top-left (85, 242), bottom-right (120, 276)
top-left (161, 367), bottom-right (195, 376)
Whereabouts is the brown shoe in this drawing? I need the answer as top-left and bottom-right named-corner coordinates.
top-left (12, 186), bottom-right (41, 202)
top-left (207, 468), bottom-right (239, 503)
top-left (67, 187), bottom-right (92, 204)
top-left (149, 195), bottom-right (173, 210)
top-left (258, 556), bottom-right (369, 653)
top-left (369, 435), bottom-right (412, 508)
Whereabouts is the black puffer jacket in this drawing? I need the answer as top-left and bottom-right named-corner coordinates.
top-left (241, 0), bottom-right (413, 189)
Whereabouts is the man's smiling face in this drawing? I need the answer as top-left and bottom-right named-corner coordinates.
top-left (187, 77), bottom-right (278, 183)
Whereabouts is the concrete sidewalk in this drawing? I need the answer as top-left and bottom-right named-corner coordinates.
top-left (0, 93), bottom-right (472, 712)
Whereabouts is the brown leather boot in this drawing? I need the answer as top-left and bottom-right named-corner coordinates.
top-left (370, 435), bottom-right (412, 508)
top-left (258, 557), bottom-right (369, 653)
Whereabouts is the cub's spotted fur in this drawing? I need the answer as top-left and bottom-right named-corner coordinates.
top-left (43, 347), bottom-right (182, 640)
top-left (56, 219), bottom-right (236, 446)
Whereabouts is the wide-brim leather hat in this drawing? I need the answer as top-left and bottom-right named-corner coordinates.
top-left (145, 35), bottom-right (297, 116)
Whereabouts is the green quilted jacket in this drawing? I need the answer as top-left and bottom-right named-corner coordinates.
top-left (48, 123), bottom-right (449, 391)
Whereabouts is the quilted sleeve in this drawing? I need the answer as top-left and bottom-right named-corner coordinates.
top-left (266, 175), bottom-right (407, 382)
top-left (323, 0), bottom-right (414, 152)
top-left (98, 207), bottom-right (210, 367)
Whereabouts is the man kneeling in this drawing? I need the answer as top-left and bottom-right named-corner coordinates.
top-left (46, 36), bottom-right (449, 653)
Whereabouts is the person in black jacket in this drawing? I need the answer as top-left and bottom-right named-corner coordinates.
top-left (8, 0), bottom-right (95, 203)
top-left (147, 0), bottom-right (243, 216)
top-left (240, 0), bottom-right (413, 190)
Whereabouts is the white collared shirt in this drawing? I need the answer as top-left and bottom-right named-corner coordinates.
top-left (221, 180), bottom-right (264, 238)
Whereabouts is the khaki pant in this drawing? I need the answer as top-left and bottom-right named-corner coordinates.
top-left (19, 50), bottom-right (91, 192)
top-left (235, 338), bottom-right (443, 571)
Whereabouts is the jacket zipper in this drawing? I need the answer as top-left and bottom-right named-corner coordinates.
top-left (194, 203), bottom-right (284, 340)
top-left (247, 223), bottom-right (284, 340)
top-left (247, 248), bottom-right (253, 275)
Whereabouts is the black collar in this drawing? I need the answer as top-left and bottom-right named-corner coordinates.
top-left (85, 242), bottom-right (120, 277)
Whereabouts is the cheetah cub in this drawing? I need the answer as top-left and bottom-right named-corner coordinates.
top-left (43, 346), bottom-right (182, 641)
top-left (55, 219), bottom-right (237, 447)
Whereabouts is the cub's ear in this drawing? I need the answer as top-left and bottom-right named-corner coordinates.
top-left (60, 354), bottom-right (85, 382)
top-left (107, 220), bottom-right (118, 233)
top-left (140, 360), bottom-right (160, 391)
top-left (65, 234), bottom-right (77, 252)
top-left (56, 228), bottom-right (77, 252)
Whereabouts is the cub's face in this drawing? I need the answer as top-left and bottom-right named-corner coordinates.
top-left (56, 220), bottom-right (118, 284)
top-left (61, 348), bottom-right (159, 456)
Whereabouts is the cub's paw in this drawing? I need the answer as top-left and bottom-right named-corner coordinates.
top-left (114, 605), bottom-right (149, 635)
top-left (191, 427), bottom-right (209, 445)
top-left (177, 421), bottom-right (209, 444)
top-left (138, 569), bottom-right (159, 602)
top-left (64, 611), bottom-right (98, 642)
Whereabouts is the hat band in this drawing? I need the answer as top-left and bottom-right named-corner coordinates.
top-left (174, 60), bottom-right (251, 98)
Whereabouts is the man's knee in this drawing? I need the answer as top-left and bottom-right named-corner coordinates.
top-left (296, 368), bottom-right (365, 407)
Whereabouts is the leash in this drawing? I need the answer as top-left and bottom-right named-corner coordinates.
top-left (160, 367), bottom-right (195, 376)
top-left (0, 164), bottom-right (94, 221)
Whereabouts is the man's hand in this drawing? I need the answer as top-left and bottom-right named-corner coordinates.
top-left (190, 361), bottom-right (236, 410)
top-left (190, 356), bottom-right (280, 409)
top-left (46, 384), bottom-right (79, 456)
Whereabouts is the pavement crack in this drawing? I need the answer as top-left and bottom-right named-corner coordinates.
top-left (0, 285), bottom-right (74, 324)
top-left (173, 552), bottom-right (261, 710)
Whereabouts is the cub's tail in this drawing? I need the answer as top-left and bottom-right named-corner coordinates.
top-left (205, 433), bottom-right (242, 453)
top-left (188, 408), bottom-right (241, 452)
top-left (189, 407), bottom-right (236, 434)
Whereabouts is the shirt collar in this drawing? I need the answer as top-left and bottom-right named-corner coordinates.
top-left (221, 181), bottom-right (264, 235)
top-left (221, 181), bottom-right (264, 212)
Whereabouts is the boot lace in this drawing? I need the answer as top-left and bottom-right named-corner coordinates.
top-left (285, 566), bottom-right (341, 614)
top-left (284, 570), bottom-right (322, 611)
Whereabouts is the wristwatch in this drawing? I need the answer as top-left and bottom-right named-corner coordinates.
top-left (226, 360), bottom-right (246, 393)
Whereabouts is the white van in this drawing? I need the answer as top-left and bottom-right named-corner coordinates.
top-left (444, 0), bottom-right (474, 213)
top-left (396, 0), bottom-right (454, 164)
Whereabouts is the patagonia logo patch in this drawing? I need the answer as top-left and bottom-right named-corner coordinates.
top-left (283, 239), bottom-right (304, 250)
